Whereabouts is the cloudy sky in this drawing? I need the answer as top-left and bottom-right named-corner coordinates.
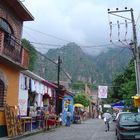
top-left (22, 0), bottom-right (140, 55)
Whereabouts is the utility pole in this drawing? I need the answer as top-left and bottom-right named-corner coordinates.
top-left (130, 9), bottom-right (140, 95)
top-left (57, 56), bottom-right (61, 88)
top-left (56, 56), bottom-right (62, 115)
top-left (108, 8), bottom-right (140, 95)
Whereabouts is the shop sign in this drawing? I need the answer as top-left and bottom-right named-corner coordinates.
top-left (98, 86), bottom-right (108, 98)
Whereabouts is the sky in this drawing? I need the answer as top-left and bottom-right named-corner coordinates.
top-left (22, 0), bottom-right (140, 55)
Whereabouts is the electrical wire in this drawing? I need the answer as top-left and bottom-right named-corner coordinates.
top-left (35, 50), bottom-right (72, 81)
top-left (24, 26), bottom-right (71, 43)
top-left (30, 40), bottom-right (131, 50)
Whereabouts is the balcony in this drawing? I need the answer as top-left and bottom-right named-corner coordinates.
top-left (0, 31), bottom-right (29, 69)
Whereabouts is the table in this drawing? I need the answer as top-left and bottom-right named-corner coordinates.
top-left (20, 117), bottom-right (32, 132)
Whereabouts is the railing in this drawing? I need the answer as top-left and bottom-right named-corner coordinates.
top-left (0, 33), bottom-right (29, 68)
top-left (3, 39), bottom-right (22, 63)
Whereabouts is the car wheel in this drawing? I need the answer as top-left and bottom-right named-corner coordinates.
top-left (117, 136), bottom-right (122, 140)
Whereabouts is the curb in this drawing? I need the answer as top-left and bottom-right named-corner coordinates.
top-left (9, 130), bottom-right (44, 140)
top-left (0, 125), bottom-right (65, 140)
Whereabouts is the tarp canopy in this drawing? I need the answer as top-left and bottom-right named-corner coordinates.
top-left (111, 100), bottom-right (125, 107)
top-left (111, 100), bottom-right (129, 109)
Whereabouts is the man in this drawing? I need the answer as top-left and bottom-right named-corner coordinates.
top-left (103, 110), bottom-right (112, 131)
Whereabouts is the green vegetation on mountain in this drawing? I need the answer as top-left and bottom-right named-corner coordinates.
top-left (41, 42), bottom-right (132, 85)
top-left (44, 42), bottom-right (101, 83)
top-left (95, 48), bottom-right (133, 84)
top-left (23, 39), bottom-right (132, 87)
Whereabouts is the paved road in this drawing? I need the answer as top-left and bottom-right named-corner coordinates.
top-left (22, 119), bottom-right (116, 140)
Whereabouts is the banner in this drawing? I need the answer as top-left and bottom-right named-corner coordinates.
top-left (98, 86), bottom-right (108, 98)
top-left (18, 89), bottom-right (28, 116)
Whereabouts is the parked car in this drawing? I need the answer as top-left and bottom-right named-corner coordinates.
top-left (115, 112), bottom-right (140, 140)
top-left (115, 112), bottom-right (130, 121)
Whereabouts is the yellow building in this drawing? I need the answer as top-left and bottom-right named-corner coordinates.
top-left (0, 0), bottom-right (33, 137)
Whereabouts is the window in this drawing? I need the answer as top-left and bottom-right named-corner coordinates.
top-left (0, 18), bottom-right (15, 47)
top-left (0, 18), bottom-right (13, 34)
top-left (4, 33), bottom-right (15, 47)
top-left (0, 79), bottom-right (5, 107)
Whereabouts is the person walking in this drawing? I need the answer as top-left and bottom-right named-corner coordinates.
top-left (66, 109), bottom-right (71, 127)
top-left (103, 110), bottom-right (112, 132)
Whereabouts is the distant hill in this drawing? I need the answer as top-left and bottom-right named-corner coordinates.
top-left (34, 42), bottom-right (133, 85)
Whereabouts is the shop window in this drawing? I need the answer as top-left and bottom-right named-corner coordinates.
top-left (0, 79), bottom-right (5, 107)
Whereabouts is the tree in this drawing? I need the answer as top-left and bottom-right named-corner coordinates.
top-left (74, 93), bottom-right (90, 107)
top-left (21, 39), bottom-right (38, 71)
top-left (109, 59), bottom-right (136, 107)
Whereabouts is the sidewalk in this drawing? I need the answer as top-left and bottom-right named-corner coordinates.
top-left (0, 129), bottom-right (43, 140)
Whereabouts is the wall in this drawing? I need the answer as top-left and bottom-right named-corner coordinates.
top-left (0, 1), bottom-right (23, 40)
top-left (0, 61), bottom-right (20, 125)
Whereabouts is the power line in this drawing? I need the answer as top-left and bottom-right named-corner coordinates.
top-left (25, 26), bottom-right (133, 49)
top-left (30, 41), bottom-right (63, 47)
top-left (35, 49), bottom-right (72, 81)
top-left (36, 49), bottom-right (57, 65)
top-left (30, 40), bottom-right (131, 49)
top-left (24, 26), bottom-right (71, 43)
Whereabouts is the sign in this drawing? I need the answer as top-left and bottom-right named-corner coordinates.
top-left (18, 89), bottom-right (28, 116)
top-left (98, 86), bottom-right (108, 98)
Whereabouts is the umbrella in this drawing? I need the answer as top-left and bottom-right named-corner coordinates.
top-left (74, 103), bottom-right (84, 108)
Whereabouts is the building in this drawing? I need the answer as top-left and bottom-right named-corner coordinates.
top-left (0, 0), bottom-right (33, 137)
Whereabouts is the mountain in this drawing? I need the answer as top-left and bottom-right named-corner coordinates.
top-left (94, 47), bottom-right (133, 84)
top-left (34, 42), bottom-right (133, 85)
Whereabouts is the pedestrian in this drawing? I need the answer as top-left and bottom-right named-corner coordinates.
top-left (66, 109), bottom-right (71, 127)
top-left (59, 113), bottom-right (63, 125)
top-left (103, 110), bottom-right (112, 132)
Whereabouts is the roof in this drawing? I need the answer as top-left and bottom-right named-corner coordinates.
top-left (42, 80), bottom-right (58, 89)
top-left (65, 91), bottom-right (74, 97)
top-left (3, 0), bottom-right (34, 21)
top-left (21, 70), bottom-right (45, 82)
top-left (21, 70), bottom-right (58, 89)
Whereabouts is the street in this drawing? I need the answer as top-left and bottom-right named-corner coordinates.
top-left (22, 119), bottom-right (116, 140)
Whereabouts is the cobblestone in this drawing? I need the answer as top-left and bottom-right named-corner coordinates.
top-left (21, 119), bottom-right (116, 140)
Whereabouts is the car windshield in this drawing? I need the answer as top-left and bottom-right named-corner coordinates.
top-left (120, 113), bottom-right (140, 123)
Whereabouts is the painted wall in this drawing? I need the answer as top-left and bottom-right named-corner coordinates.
top-left (0, 62), bottom-right (20, 125)
top-left (62, 95), bottom-right (74, 124)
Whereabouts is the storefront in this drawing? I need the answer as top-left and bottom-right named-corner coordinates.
top-left (42, 80), bottom-right (57, 114)
top-left (18, 71), bottom-right (49, 131)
